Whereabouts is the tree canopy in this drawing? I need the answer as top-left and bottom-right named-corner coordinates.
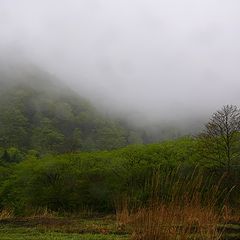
top-left (199, 105), bottom-right (240, 172)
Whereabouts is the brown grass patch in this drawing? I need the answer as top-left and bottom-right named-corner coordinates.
top-left (0, 208), bottom-right (13, 220)
top-left (116, 167), bottom-right (229, 240)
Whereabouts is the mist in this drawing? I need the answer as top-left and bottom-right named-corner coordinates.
top-left (1, 0), bottom-right (240, 128)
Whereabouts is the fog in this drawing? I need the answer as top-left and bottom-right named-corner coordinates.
top-left (1, 0), bottom-right (240, 127)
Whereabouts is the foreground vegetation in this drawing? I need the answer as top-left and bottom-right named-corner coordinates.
top-left (0, 227), bottom-right (127, 240)
top-left (1, 136), bottom-right (239, 214)
top-left (0, 139), bottom-right (239, 239)
top-left (0, 213), bottom-right (239, 240)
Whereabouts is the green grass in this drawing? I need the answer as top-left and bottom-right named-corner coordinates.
top-left (0, 226), bottom-right (128, 240)
top-left (0, 216), bottom-right (239, 240)
top-left (0, 216), bottom-right (129, 240)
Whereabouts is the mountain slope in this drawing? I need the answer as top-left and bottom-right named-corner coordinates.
top-left (0, 64), bottom-right (139, 153)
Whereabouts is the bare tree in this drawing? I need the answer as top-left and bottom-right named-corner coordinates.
top-left (199, 105), bottom-right (240, 172)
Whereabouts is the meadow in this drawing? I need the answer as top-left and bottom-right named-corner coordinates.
top-left (0, 214), bottom-right (239, 240)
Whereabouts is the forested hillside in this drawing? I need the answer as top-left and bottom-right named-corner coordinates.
top-left (0, 64), bottom-right (144, 155)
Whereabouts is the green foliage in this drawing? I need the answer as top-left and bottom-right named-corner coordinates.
top-left (198, 105), bottom-right (240, 172)
top-left (0, 148), bottom-right (24, 164)
top-left (31, 118), bottom-right (65, 153)
top-left (0, 225), bottom-right (128, 240)
top-left (0, 137), bottom-right (218, 215)
top-left (0, 79), bottom-right (137, 154)
top-left (0, 106), bottom-right (29, 149)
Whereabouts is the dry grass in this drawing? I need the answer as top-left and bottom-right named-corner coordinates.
top-left (116, 197), bottom-right (131, 226)
top-left (129, 202), bottom-right (222, 240)
top-left (30, 207), bottom-right (57, 218)
top-left (222, 205), bottom-right (240, 223)
top-left (116, 167), bottom-right (229, 240)
top-left (0, 208), bottom-right (13, 220)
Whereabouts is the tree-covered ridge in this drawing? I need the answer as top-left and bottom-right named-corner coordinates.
top-left (0, 69), bottom-right (142, 154)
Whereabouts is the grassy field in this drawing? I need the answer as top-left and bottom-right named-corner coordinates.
top-left (0, 216), bottom-right (129, 240)
top-left (0, 215), bottom-right (239, 240)
top-left (0, 227), bottom-right (127, 240)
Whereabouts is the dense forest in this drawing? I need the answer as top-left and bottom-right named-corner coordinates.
top-left (0, 65), bottom-right (145, 156)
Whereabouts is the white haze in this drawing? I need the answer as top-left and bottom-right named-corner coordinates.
top-left (1, 0), bottom-right (240, 127)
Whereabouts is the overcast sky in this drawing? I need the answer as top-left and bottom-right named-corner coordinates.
top-left (1, 0), bottom-right (240, 124)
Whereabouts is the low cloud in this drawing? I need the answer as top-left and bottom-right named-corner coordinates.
top-left (1, 0), bottom-right (240, 126)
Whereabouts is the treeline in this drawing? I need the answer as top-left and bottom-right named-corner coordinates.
top-left (0, 137), bottom-right (239, 215)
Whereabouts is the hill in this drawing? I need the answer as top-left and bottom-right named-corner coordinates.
top-left (0, 62), bottom-right (142, 154)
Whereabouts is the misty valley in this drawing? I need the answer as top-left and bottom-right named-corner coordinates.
top-left (1, 1), bottom-right (240, 239)
top-left (0, 64), bottom-right (239, 240)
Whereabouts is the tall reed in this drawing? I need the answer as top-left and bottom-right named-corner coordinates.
top-left (0, 208), bottom-right (13, 220)
top-left (116, 166), bottom-right (228, 240)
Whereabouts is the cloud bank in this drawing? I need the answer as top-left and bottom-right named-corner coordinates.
top-left (1, 0), bottom-right (240, 125)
